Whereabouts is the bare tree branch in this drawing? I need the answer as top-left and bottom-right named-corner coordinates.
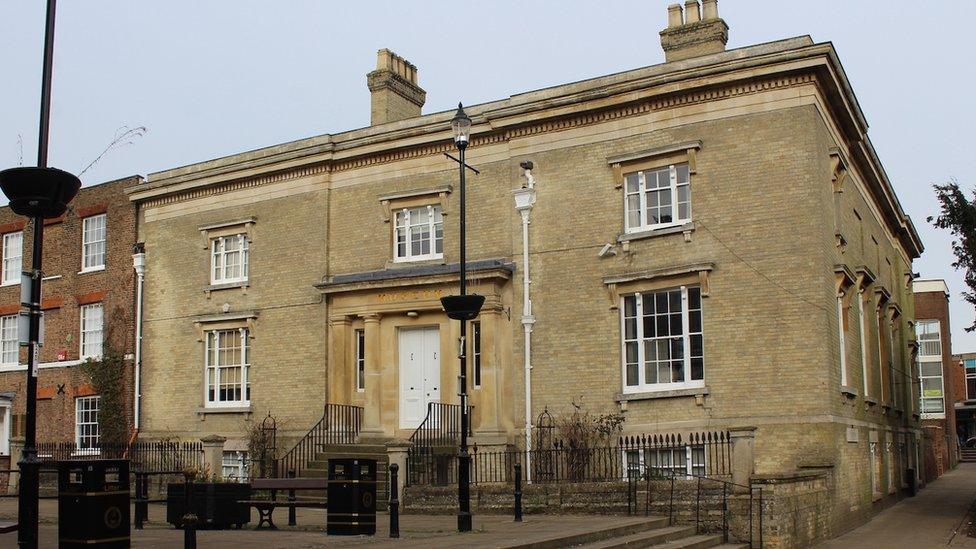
top-left (78, 125), bottom-right (147, 177)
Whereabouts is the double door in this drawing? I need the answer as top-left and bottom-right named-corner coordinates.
top-left (398, 326), bottom-right (440, 429)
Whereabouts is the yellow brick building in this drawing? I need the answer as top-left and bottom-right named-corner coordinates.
top-left (129, 1), bottom-right (923, 541)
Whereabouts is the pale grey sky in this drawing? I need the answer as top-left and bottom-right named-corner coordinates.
top-left (2, 1), bottom-right (975, 350)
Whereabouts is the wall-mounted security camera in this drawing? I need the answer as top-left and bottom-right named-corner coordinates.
top-left (597, 243), bottom-right (617, 258)
top-left (519, 160), bottom-right (534, 170)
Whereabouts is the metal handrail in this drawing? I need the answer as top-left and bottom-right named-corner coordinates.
top-left (405, 402), bottom-right (473, 485)
top-left (275, 403), bottom-right (363, 477)
top-left (633, 470), bottom-right (762, 549)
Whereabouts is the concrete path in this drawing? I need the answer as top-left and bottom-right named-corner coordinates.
top-left (0, 496), bottom-right (640, 548)
top-left (818, 462), bottom-right (976, 548)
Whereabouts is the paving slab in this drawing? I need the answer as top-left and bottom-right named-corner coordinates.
top-left (0, 496), bottom-right (648, 548)
top-left (817, 462), bottom-right (976, 548)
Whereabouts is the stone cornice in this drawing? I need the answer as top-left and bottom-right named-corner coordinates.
top-left (127, 36), bottom-right (920, 258)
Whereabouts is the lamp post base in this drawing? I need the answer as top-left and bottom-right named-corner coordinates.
top-left (457, 451), bottom-right (472, 532)
top-left (17, 453), bottom-right (40, 548)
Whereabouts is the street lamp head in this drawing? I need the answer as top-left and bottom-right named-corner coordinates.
top-left (451, 103), bottom-right (472, 150)
top-left (0, 167), bottom-right (81, 219)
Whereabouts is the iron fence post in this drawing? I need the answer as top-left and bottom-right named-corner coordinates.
top-left (514, 462), bottom-right (523, 522)
top-left (389, 464), bottom-right (400, 538)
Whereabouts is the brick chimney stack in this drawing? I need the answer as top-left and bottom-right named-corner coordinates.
top-left (660, 0), bottom-right (729, 62)
top-left (367, 49), bottom-right (427, 125)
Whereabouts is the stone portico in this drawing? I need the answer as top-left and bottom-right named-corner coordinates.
top-left (317, 260), bottom-right (515, 444)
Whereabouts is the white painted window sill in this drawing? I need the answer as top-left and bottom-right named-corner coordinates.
top-left (78, 266), bottom-right (106, 275)
top-left (618, 222), bottom-right (694, 243)
top-left (617, 384), bottom-right (708, 402)
top-left (392, 255), bottom-right (445, 265)
top-left (0, 359), bottom-right (84, 372)
top-left (0, 280), bottom-right (19, 287)
top-left (206, 281), bottom-right (249, 292)
top-left (199, 404), bottom-right (252, 415)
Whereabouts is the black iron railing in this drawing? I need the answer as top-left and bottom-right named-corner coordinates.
top-left (468, 431), bottom-right (732, 484)
top-left (406, 402), bottom-right (471, 485)
top-left (628, 471), bottom-right (763, 548)
top-left (275, 403), bottom-right (363, 477)
top-left (34, 441), bottom-right (203, 473)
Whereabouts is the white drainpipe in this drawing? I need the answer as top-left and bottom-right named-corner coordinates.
top-left (513, 162), bottom-right (537, 482)
top-left (132, 245), bottom-right (146, 430)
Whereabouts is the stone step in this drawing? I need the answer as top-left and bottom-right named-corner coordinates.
top-left (640, 534), bottom-right (727, 549)
top-left (499, 517), bottom-right (670, 549)
top-left (318, 443), bottom-right (389, 454)
top-left (579, 525), bottom-right (698, 548)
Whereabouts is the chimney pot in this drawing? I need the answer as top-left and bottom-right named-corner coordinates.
top-left (684, 0), bottom-right (701, 23)
top-left (367, 49), bottom-right (426, 125)
top-left (660, 0), bottom-right (728, 62)
top-left (701, 0), bottom-right (718, 20)
top-left (667, 3), bottom-right (684, 27)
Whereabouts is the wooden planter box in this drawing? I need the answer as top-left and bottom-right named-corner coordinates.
top-left (166, 482), bottom-right (251, 529)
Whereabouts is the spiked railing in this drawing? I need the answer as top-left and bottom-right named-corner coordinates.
top-left (466, 430), bottom-right (732, 484)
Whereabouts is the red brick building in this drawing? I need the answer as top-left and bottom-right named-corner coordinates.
top-left (0, 175), bottom-right (140, 467)
top-left (912, 279), bottom-right (959, 480)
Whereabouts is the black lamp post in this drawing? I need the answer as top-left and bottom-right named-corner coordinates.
top-left (440, 103), bottom-right (483, 533)
top-left (0, 1), bottom-right (81, 546)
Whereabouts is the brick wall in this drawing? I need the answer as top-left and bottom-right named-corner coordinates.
top-left (914, 288), bottom-right (958, 474)
top-left (0, 176), bottom-right (138, 444)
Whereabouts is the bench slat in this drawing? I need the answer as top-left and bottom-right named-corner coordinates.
top-left (238, 500), bottom-right (327, 508)
top-left (251, 478), bottom-right (328, 490)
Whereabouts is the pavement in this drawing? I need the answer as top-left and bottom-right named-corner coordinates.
top-left (0, 496), bottom-right (632, 548)
top-left (817, 461), bottom-right (976, 548)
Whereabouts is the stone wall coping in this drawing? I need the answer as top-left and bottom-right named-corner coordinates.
top-left (385, 439), bottom-right (413, 449)
top-left (751, 469), bottom-right (828, 484)
top-left (200, 435), bottom-right (228, 444)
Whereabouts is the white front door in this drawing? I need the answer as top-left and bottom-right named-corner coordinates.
top-left (398, 326), bottom-right (440, 429)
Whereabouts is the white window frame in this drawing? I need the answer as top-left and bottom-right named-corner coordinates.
top-left (623, 163), bottom-right (691, 233)
top-left (75, 396), bottom-right (100, 450)
top-left (620, 286), bottom-right (704, 394)
top-left (1, 231), bottom-right (22, 286)
top-left (0, 315), bottom-right (18, 367)
top-left (81, 214), bottom-right (107, 272)
top-left (916, 319), bottom-right (944, 417)
top-left (205, 327), bottom-right (250, 408)
top-left (80, 303), bottom-right (104, 360)
top-left (210, 234), bottom-right (249, 285)
top-left (222, 450), bottom-right (249, 482)
top-left (393, 205), bottom-right (444, 262)
top-left (355, 329), bottom-right (365, 392)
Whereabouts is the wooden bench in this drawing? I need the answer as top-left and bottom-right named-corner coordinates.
top-left (238, 478), bottom-right (328, 529)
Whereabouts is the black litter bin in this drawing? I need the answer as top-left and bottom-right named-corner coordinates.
top-left (58, 459), bottom-right (130, 547)
top-left (327, 458), bottom-right (377, 535)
